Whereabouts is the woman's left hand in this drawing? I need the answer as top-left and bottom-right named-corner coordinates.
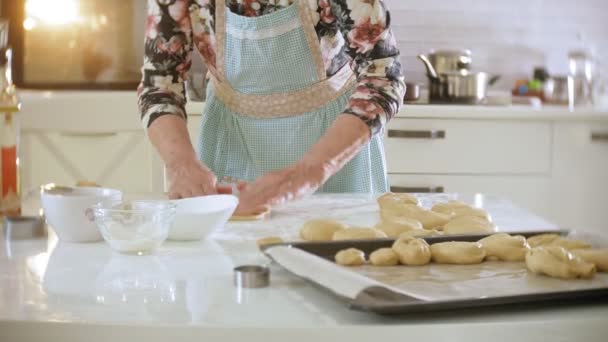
top-left (234, 162), bottom-right (327, 215)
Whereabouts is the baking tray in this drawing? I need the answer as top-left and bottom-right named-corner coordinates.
top-left (262, 230), bottom-right (608, 315)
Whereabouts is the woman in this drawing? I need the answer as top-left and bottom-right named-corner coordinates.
top-left (138, 0), bottom-right (405, 215)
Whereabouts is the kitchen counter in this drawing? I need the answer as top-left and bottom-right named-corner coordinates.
top-left (15, 90), bottom-right (608, 132)
top-left (1, 194), bottom-right (607, 342)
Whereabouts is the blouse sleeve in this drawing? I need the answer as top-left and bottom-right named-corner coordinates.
top-left (331, 0), bottom-right (406, 136)
top-left (137, 0), bottom-right (194, 128)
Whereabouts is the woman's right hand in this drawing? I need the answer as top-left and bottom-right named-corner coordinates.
top-left (165, 158), bottom-right (229, 199)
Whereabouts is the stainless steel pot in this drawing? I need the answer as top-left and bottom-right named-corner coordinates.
top-left (543, 76), bottom-right (571, 105)
top-left (418, 54), bottom-right (499, 104)
top-left (421, 49), bottom-right (472, 75)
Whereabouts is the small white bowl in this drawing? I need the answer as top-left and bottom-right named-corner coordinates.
top-left (41, 185), bottom-right (122, 243)
top-left (169, 195), bottom-right (238, 241)
top-left (91, 200), bottom-right (176, 254)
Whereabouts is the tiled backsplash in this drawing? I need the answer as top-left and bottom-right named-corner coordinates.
top-left (386, 0), bottom-right (608, 90)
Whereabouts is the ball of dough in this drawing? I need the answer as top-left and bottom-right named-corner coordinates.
top-left (374, 217), bottom-right (423, 238)
top-left (430, 241), bottom-right (486, 264)
top-left (377, 192), bottom-right (419, 209)
top-left (571, 249), bottom-right (608, 272)
top-left (478, 233), bottom-right (530, 262)
top-left (381, 204), bottom-right (450, 230)
top-left (300, 219), bottom-right (347, 241)
top-left (525, 246), bottom-right (596, 279)
top-left (256, 236), bottom-right (284, 248)
top-left (527, 234), bottom-right (591, 250)
top-left (369, 248), bottom-right (400, 266)
top-left (399, 229), bottom-right (442, 238)
top-left (332, 227), bottom-right (387, 241)
top-left (443, 215), bottom-right (496, 235)
top-left (527, 234), bottom-right (561, 248)
top-left (392, 236), bottom-right (432, 265)
top-left (335, 248), bottom-right (366, 266)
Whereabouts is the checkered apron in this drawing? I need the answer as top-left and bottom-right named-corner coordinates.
top-left (198, 0), bottom-right (388, 193)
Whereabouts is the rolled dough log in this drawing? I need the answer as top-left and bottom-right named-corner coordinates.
top-left (369, 248), bottom-right (400, 266)
top-left (256, 236), bottom-right (284, 248)
top-left (399, 229), bottom-right (442, 238)
top-left (571, 249), bottom-right (608, 272)
top-left (478, 233), bottom-right (530, 261)
top-left (374, 217), bottom-right (423, 238)
top-left (300, 219), bottom-right (347, 241)
top-left (430, 241), bottom-right (486, 264)
top-left (332, 228), bottom-right (387, 241)
top-left (443, 215), bottom-right (496, 235)
top-left (525, 246), bottom-right (596, 279)
top-left (380, 204), bottom-right (450, 230)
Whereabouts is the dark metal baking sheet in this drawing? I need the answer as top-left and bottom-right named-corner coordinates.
top-left (263, 229), bottom-right (608, 315)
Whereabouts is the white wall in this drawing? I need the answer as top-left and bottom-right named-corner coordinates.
top-left (386, 0), bottom-right (608, 90)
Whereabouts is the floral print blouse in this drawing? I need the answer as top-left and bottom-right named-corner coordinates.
top-left (138, 0), bottom-right (405, 136)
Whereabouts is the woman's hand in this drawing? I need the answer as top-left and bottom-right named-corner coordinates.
top-left (166, 157), bottom-right (231, 199)
top-left (235, 162), bottom-right (327, 215)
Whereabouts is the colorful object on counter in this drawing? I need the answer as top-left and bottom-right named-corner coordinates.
top-left (1, 112), bottom-right (20, 216)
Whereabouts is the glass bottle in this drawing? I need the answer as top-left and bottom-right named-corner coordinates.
top-left (568, 50), bottom-right (594, 107)
top-left (0, 112), bottom-right (20, 217)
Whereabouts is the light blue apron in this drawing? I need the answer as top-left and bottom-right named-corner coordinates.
top-left (198, 0), bottom-right (388, 193)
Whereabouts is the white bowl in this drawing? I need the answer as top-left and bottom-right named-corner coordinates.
top-left (41, 185), bottom-right (122, 243)
top-left (91, 200), bottom-right (176, 254)
top-left (169, 195), bottom-right (238, 241)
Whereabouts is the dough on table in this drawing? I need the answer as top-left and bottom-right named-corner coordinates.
top-left (432, 201), bottom-right (491, 220)
top-left (549, 238), bottom-right (592, 250)
top-left (391, 236), bottom-right (432, 265)
top-left (571, 249), bottom-right (608, 272)
top-left (335, 248), bottom-right (366, 266)
top-left (256, 236), bottom-right (284, 248)
top-left (431, 200), bottom-right (470, 215)
top-left (430, 241), bottom-right (486, 264)
top-left (230, 210), bottom-right (271, 221)
top-left (374, 217), bottom-right (423, 238)
top-left (399, 229), bottom-right (442, 238)
top-left (381, 204), bottom-right (450, 230)
top-left (377, 192), bottom-right (419, 209)
top-left (527, 234), bottom-right (592, 250)
top-left (300, 219), bottom-right (347, 241)
top-left (332, 227), bottom-right (387, 241)
top-left (478, 233), bottom-right (530, 261)
top-left (369, 248), bottom-right (400, 266)
top-left (443, 215), bottom-right (496, 235)
top-left (527, 234), bottom-right (561, 248)
top-left (525, 246), bottom-right (596, 279)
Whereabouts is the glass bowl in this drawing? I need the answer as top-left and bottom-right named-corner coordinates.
top-left (90, 200), bottom-right (176, 255)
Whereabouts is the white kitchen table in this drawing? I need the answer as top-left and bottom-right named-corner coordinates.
top-left (1, 194), bottom-right (607, 342)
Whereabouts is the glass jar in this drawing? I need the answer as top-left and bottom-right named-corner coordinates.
top-left (568, 50), bottom-right (594, 107)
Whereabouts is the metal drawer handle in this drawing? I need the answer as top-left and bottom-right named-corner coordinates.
top-left (60, 132), bottom-right (118, 138)
top-left (390, 186), bottom-right (445, 193)
top-left (388, 130), bottom-right (446, 139)
top-left (591, 132), bottom-right (608, 142)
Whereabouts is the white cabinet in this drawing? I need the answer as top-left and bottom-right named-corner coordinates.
top-left (385, 119), bottom-right (552, 174)
top-left (549, 122), bottom-right (608, 231)
top-left (386, 117), bottom-right (608, 233)
top-left (20, 130), bottom-right (164, 194)
top-left (18, 91), bottom-right (165, 194)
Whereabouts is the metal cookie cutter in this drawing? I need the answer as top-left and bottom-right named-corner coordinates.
top-left (234, 265), bottom-right (270, 289)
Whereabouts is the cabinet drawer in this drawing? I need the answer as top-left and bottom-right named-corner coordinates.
top-left (384, 119), bottom-right (552, 174)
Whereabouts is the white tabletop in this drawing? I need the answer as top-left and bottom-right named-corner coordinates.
top-left (1, 194), bottom-right (607, 342)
